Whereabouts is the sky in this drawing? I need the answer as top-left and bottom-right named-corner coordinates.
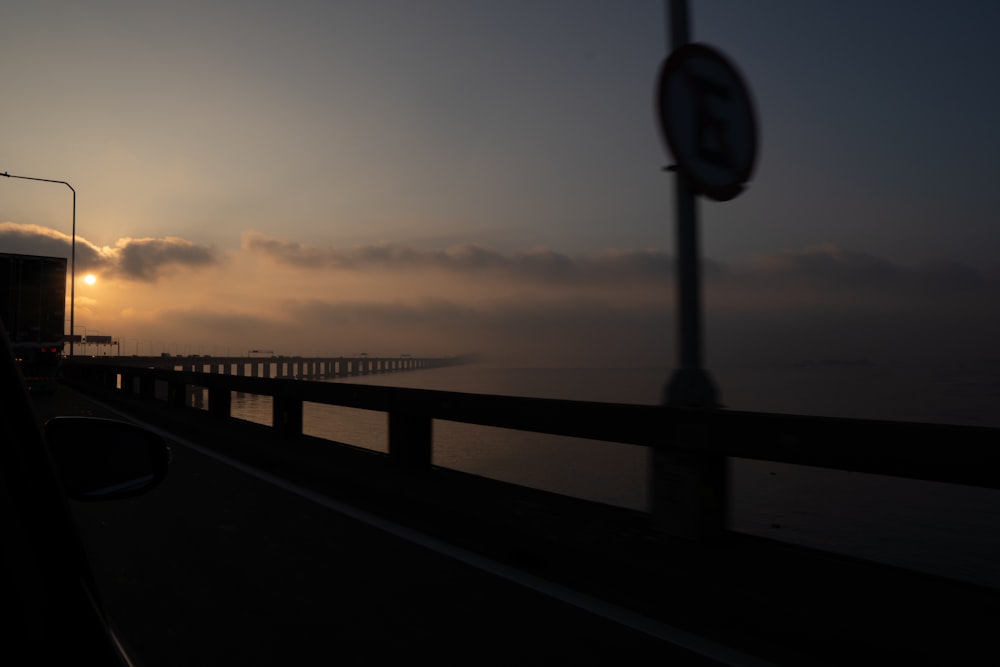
top-left (2, 1), bottom-right (999, 376)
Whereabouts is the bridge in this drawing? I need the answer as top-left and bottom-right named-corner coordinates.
top-left (109, 353), bottom-right (469, 380)
top-left (52, 357), bottom-right (1000, 665)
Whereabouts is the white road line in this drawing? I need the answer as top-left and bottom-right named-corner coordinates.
top-left (90, 398), bottom-right (777, 667)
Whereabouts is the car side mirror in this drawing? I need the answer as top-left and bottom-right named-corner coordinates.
top-left (45, 416), bottom-right (171, 501)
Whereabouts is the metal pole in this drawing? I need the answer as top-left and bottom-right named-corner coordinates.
top-left (669, 0), bottom-right (689, 47)
top-left (652, 0), bottom-right (725, 540)
top-left (662, 0), bottom-right (718, 408)
top-left (71, 186), bottom-right (76, 358)
top-left (1, 172), bottom-right (77, 357)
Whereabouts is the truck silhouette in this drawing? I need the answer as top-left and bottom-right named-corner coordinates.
top-left (0, 252), bottom-right (67, 392)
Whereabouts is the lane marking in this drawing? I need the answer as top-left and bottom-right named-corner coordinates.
top-left (86, 395), bottom-right (776, 667)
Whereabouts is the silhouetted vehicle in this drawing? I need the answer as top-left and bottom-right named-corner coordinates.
top-left (0, 318), bottom-right (170, 664)
top-left (0, 252), bottom-right (67, 392)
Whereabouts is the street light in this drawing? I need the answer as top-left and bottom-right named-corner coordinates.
top-left (1, 171), bottom-right (77, 357)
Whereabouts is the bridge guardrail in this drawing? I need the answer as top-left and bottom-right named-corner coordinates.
top-left (63, 359), bottom-right (1000, 538)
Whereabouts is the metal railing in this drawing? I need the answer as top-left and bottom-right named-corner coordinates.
top-left (63, 359), bottom-right (1000, 535)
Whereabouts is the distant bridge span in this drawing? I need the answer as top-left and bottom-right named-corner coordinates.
top-left (106, 354), bottom-right (470, 380)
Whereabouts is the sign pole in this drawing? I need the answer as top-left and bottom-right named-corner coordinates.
top-left (663, 0), bottom-right (718, 409)
top-left (652, 0), bottom-right (753, 539)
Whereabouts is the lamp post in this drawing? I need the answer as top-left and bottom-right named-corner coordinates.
top-left (1, 171), bottom-right (77, 357)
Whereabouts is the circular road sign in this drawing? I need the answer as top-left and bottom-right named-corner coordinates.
top-left (657, 42), bottom-right (758, 201)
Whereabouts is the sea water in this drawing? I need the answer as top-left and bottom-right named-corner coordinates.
top-left (230, 361), bottom-right (1000, 588)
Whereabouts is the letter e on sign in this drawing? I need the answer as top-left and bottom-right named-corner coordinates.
top-left (657, 43), bottom-right (758, 201)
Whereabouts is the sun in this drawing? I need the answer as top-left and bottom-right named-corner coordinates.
top-left (84, 274), bottom-right (97, 285)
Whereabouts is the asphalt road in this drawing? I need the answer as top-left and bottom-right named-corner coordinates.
top-left (32, 384), bottom-right (737, 667)
top-left (34, 381), bottom-right (1000, 667)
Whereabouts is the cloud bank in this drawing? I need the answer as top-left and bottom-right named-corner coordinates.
top-left (0, 222), bottom-right (219, 281)
top-left (243, 232), bottom-right (995, 299)
top-left (242, 231), bottom-right (672, 285)
top-left (196, 234), bottom-right (1000, 367)
top-left (6, 222), bottom-right (998, 368)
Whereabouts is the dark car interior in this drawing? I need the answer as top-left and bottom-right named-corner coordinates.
top-left (0, 319), bottom-right (169, 664)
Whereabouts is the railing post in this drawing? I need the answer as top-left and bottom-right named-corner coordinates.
top-left (388, 412), bottom-right (432, 469)
top-left (208, 385), bottom-right (231, 418)
top-left (168, 380), bottom-right (186, 408)
top-left (139, 374), bottom-right (155, 400)
top-left (103, 369), bottom-right (118, 391)
top-left (651, 418), bottom-right (727, 539)
top-left (273, 394), bottom-right (303, 436)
